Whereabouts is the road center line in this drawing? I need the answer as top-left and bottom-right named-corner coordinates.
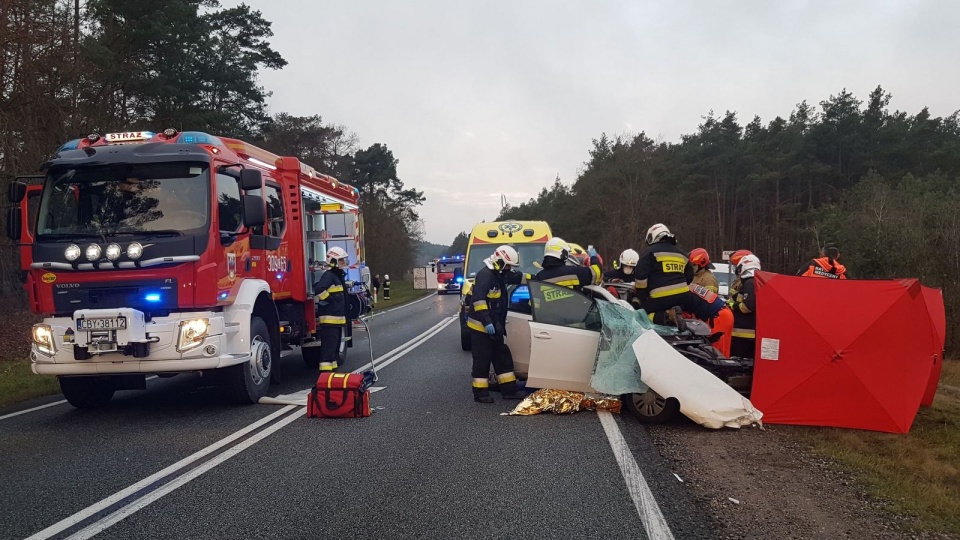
top-left (597, 410), bottom-right (676, 540)
top-left (28, 314), bottom-right (455, 539)
top-left (24, 405), bottom-right (298, 540)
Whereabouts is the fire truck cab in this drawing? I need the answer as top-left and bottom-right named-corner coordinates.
top-left (6, 129), bottom-right (364, 407)
top-left (434, 255), bottom-right (464, 295)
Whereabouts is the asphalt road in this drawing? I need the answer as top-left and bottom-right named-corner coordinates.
top-left (0, 293), bottom-right (714, 540)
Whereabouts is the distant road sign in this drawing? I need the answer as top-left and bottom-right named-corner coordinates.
top-left (722, 250), bottom-right (734, 261)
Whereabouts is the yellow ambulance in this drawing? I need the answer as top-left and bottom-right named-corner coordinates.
top-left (458, 220), bottom-right (552, 350)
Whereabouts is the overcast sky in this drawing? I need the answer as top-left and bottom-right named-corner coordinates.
top-left (225, 0), bottom-right (960, 245)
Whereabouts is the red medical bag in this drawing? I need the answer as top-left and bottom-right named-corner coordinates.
top-left (307, 372), bottom-right (371, 418)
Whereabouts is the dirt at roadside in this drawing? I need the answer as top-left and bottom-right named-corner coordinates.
top-left (646, 422), bottom-right (958, 540)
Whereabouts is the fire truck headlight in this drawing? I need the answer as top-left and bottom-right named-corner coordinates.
top-left (127, 242), bottom-right (143, 260)
top-left (85, 244), bottom-right (102, 261)
top-left (177, 318), bottom-right (210, 353)
top-left (32, 324), bottom-right (56, 356)
top-left (105, 244), bottom-right (122, 261)
top-left (64, 244), bottom-right (81, 262)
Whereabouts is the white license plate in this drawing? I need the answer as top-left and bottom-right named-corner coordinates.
top-left (78, 317), bottom-right (127, 331)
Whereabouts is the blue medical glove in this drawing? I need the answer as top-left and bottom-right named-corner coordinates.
top-left (485, 323), bottom-right (496, 335)
top-left (587, 246), bottom-right (597, 257)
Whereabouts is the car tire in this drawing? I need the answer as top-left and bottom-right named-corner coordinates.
top-left (622, 390), bottom-right (680, 424)
top-left (225, 316), bottom-right (272, 404)
top-left (59, 376), bottom-right (115, 408)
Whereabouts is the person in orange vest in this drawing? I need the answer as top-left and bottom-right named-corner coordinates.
top-left (688, 248), bottom-right (719, 293)
top-left (685, 284), bottom-right (734, 357)
top-left (797, 243), bottom-right (848, 279)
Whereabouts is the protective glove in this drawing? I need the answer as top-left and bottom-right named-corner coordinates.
top-left (587, 246), bottom-right (598, 257)
top-left (484, 323), bottom-right (496, 335)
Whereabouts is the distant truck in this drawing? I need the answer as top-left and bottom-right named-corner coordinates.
top-left (435, 255), bottom-right (464, 295)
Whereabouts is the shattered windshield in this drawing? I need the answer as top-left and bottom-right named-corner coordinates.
top-left (36, 162), bottom-right (210, 240)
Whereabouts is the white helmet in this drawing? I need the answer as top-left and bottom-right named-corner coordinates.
top-left (736, 254), bottom-right (761, 277)
top-left (619, 248), bottom-right (639, 267)
top-left (645, 223), bottom-right (675, 245)
top-left (485, 245), bottom-right (520, 271)
top-left (326, 246), bottom-right (349, 263)
top-left (544, 237), bottom-right (571, 260)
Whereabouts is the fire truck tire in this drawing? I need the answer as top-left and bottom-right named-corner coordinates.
top-left (59, 376), bottom-right (115, 408)
top-left (226, 316), bottom-right (272, 404)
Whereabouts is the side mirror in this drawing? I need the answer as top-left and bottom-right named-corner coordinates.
top-left (240, 169), bottom-right (262, 190)
top-left (242, 194), bottom-right (266, 228)
top-left (7, 181), bottom-right (26, 204)
top-left (6, 208), bottom-right (22, 241)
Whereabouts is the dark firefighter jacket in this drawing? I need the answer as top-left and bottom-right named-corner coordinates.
top-left (731, 275), bottom-right (756, 340)
top-left (634, 241), bottom-right (695, 302)
top-left (315, 268), bottom-right (347, 326)
top-left (466, 265), bottom-right (524, 334)
top-left (797, 257), bottom-right (848, 279)
top-left (534, 256), bottom-right (602, 289)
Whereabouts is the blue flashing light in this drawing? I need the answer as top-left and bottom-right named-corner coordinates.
top-left (58, 139), bottom-right (82, 152)
top-left (511, 285), bottom-right (530, 302)
top-left (218, 292), bottom-right (228, 300)
top-left (176, 131), bottom-right (225, 147)
top-left (276, 273), bottom-right (284, 280)
top-left (144, 293), bottom-right (162, 302)
top-left (455, 276), bottom-right (464, 283)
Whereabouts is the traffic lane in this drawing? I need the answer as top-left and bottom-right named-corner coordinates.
top-left (267, 292), bottom-right (458, 396)
top-left (98, 323), bottom-right (662, 540)
top-left (0, 294), bottom-right (455, 539)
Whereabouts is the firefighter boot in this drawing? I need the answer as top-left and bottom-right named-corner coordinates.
top-left (473, 388), bottom-right (494, 404)
top-left (499, 381), bottom-right (526, 400)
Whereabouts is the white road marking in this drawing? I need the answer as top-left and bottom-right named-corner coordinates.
top-left (0, 376), bottom-right (159, 422)
top-left (24, 405), bottom-right (297, 540)
top-left (65, 408), bottom-right (304, 540)
top-left (354, 316), bottom-right (456, 373)
top-left (597, 410), bottom-right (676, 540)
top-left (29, 315), bottom-right (455, 539)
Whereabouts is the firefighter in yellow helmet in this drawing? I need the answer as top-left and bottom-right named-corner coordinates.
top-left (534, 237), bottom-right (602, 290)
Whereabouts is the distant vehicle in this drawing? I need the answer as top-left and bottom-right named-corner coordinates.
top-left (459, 220), bottom-right (552, 350)
top-left (435, 255), bottom-right (465, 295)
top-left (712, 263), bottom-right (734, 297)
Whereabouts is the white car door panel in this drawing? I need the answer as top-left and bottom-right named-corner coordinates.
top-left (506, 311), bottom-right (532, 376)
top-left (526, 321), bottom-right (600, 393)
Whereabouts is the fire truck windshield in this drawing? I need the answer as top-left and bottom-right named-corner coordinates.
top-left (36, 162), bottom-right (210, 240)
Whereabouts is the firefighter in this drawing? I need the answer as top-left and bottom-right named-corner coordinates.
top-left (604, 249), bottom-right (640, 282)
top-left (688, 247), bottom-right (719, 294)
top-left (797, 243), bottom-right (848, 279)
top-left (686, 284), bottom-right (734, 358)
top-left (466, 245), bottom-right (527, 403)
top-left (728, 249), bottom-right (753, 299)
top-left (731, 254), bottom-right (761, 359)
top-left (383, 274), bottom-right (391, 300)
top-left (535, 237), bottom-right (602, 289)
top-left (635, 223), bottom-right (696, 323)
top-left (314, 247), bottom-right (349, 372)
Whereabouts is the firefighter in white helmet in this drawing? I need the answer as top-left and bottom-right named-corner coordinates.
top-left (604, 248), bottom-right (640, 283)
top-left (534, 237), bottom-right (602, 290)
top-left (635, 223), bottom-right (696, 323)
top-left (465, 245), bottom-right (527, 403)
top-left (314, 247), bottom-right (349, 371)
top-left (731, 254), bottom-right (761, 359)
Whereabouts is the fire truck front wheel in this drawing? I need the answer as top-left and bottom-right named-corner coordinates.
top-left (59, 376), bottom-right (116, 408)
top-left (225, 316), bottom-right (272, 404)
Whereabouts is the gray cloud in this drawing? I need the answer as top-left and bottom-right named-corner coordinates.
top-left (225, 0), bottom-right (960, 244)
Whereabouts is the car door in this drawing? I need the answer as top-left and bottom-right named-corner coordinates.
top-left (525, 281), bottom-right (602, 393)
top-left (505, 284), bottom-right (533, 376)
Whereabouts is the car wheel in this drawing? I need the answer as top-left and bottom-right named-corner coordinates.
top-left (225, 316), bottom-right (272, 404)
top-left (59, 376), bottom-right (115, 408)
top-left (622, 389), bottom-right (680, 424)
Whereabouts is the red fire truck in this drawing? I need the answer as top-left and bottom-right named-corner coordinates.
top-left (5, 129), bottom-right (365, 407)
